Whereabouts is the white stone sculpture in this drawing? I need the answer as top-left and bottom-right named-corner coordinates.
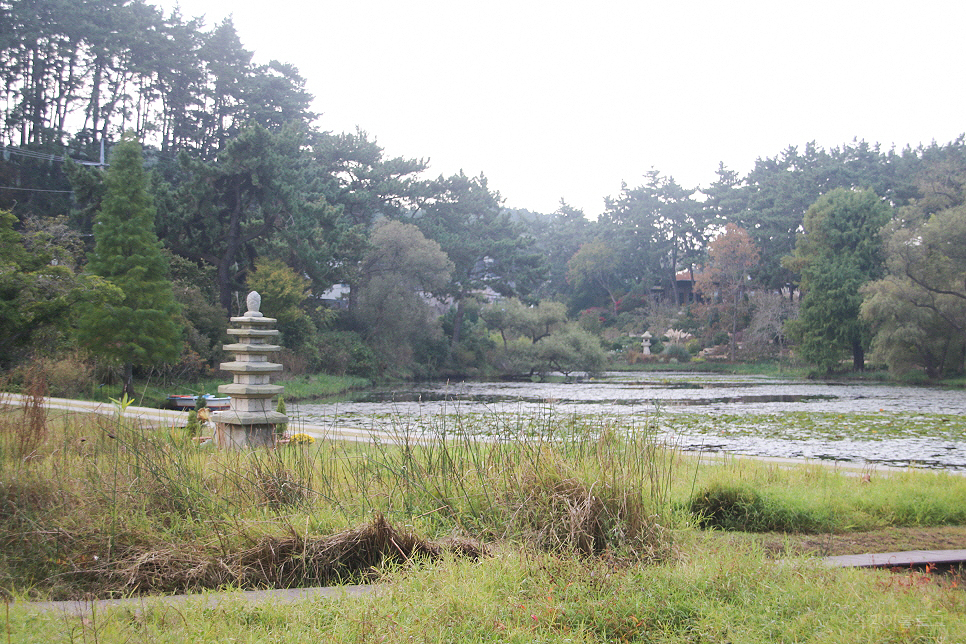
top-left (245, 291), bottom-right (263, 317)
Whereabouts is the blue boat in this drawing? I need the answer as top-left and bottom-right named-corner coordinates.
top-left (164, 394), bottom-right (231, 411)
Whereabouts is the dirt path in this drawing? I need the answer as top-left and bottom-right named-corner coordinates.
top-left (773, 526), bottom-right (966, 557)
top-left (705, 525), bottom-right (966, 558)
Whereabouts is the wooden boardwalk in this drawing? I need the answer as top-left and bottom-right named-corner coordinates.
top-left (824, 549), bottom-right (966, 569)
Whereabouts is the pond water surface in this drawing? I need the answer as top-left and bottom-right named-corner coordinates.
top-left (292, 373), bottom-right (966, 471)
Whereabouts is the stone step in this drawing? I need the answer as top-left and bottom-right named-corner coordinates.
top-left (219, 361), bottom-right (283, 373)
top-left (222, 343), bottom-right (281, 353)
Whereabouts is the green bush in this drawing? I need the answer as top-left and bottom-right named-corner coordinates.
top-left (41, 354), bottom-right (94, 398)
top-left (661, 343), bottom-right (691, 363)
top-left (185, 409), bottom-right (201, 438)
top-left (315, 331), bottom-right (378, 378)
top-left (688, 483), bottom-right (826, 533)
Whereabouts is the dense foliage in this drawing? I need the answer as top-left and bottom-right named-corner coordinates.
top-left (2, 0), bottom-right (965, 380)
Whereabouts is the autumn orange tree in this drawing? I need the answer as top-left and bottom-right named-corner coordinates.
top-left (695, 224), bottom-right (759, 360)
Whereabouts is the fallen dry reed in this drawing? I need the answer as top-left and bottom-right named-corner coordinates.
top-left (78, 514), bottom-right (485, 596)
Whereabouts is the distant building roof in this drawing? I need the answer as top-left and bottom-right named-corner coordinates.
top-left (320, 283), bottom-right (350, 301)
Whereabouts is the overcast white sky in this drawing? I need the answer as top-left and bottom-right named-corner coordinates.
top-left (159, 0), bottom-right (965, 217)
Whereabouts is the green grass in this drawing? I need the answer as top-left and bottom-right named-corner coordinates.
top-left (9, 548), bottom-right (966, 643)
top-left (69, 373), bottom-right (370, 408)
top-left (274, 373), bottom-right (371, 400)
top-left (613, 358), bottom-right (812, 378)
top-left (3, 392), bottom-right (966, 641)
top-left (0, 401), bottom-right (680, 599)
top-left (684, 461), bottom-right (966, 532)
top-left (942, 375), bottom-right (966, 389)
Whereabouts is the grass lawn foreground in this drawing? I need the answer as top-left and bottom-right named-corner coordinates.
top-left (1, 389), bottom-right (965, 642)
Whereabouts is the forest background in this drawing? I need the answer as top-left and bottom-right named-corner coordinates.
top-left (2, 0), bottom-right (966, 391)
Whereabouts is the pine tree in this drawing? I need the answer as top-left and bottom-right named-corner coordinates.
top-left (77, 134), bottom-right (183, 396)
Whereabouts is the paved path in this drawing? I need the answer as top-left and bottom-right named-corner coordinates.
top-left (0, 393), bottom-right (391, 443)
top-left (14, 585), bottom-right (376, 617)
top-left (19, 549), bottom-right (966, 616)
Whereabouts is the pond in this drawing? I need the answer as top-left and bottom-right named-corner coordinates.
top-left (291, 373), bottom-right (966, 471)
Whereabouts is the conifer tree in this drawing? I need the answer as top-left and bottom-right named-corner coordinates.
top-left (77, 134), bottom-right (183, 396)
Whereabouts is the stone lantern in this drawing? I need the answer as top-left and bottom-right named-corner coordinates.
top-left (211, 291), bottom-right (288, 448)
top-left (642, 331), bottom-right (652, 355)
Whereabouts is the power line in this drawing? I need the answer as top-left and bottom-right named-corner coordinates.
top-left (1, 146), bottom-right (66, 163)
top-left (0, 185), bottom-right (74, 193)
top-left (1, 145), bottom-right (106, 166)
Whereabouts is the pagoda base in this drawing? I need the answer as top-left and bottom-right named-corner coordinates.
top-left (212, 410), bottom-right (289, 449)
top-left (214, 422), bottom-right (276, 448)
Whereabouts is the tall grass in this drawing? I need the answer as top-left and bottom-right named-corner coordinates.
top-left (3, 368), bottom-right (966, 601)
top-left (346, 409), bottom-right (677, 557)
top-left (0, 382), bottom-right (678, 599)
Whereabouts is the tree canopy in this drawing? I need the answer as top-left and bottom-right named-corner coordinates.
top-left (861, 146), bottom-right (966, 377)
top-left (4, 0), bottom-right (966, 380)
top-left (695, 224), bottom-right (759, 361)
top-left (785, 188), bottom-right (892, 372)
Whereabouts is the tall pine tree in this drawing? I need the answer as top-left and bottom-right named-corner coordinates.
top-left (77, 134), bottom-right (183, 396)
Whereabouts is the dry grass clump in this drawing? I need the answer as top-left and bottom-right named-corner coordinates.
top-left (252, 462), bottom-right (308, 509)
top-left (232, 515), bottom-right (478, 588)
top-left (83, 544), bottom-right (228, 596)
top-left (0, 362), bottom-right (49, 460)
top-left (504, 456), bottom-right (670, 560)
top-left (81, 515), bottom-right (485, 596)
top-left (248, 448), bottom-right (315, 510)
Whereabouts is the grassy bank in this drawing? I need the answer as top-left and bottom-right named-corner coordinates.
top-left (2, 393), bottom-right (966, 641)
top-left (616, 359), bottom-right (810, 378)
top-left (274, 373), bottom-right (371, 401)
top-left (68, 372), bottom-right (370, 408)
top-left (0, 398), bottom-right (677, 599)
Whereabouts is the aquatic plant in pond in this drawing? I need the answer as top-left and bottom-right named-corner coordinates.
top-left (658, 412), bottom-right (966, 470)
top-left (295, 374), bottom-right (966, 470)
top-left (665, 411), bottom-right (966, 441)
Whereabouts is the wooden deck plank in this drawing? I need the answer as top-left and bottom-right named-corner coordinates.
top-left (824, 549), bottom-right (966, 568)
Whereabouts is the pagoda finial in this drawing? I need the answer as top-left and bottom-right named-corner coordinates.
top-left (245, 291), bottom-right (263, 317)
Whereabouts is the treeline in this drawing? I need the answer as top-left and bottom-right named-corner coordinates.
top-left (2, 0), bottom-right (965, 384)
top-left (1, 0), bottom-right (312, 156)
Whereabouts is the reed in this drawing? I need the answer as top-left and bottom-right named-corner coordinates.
top-left (0, 390), bottom-right (677, 599)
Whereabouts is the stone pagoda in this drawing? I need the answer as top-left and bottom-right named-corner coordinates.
top-left (212, 291), bottom-right (288, 448)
